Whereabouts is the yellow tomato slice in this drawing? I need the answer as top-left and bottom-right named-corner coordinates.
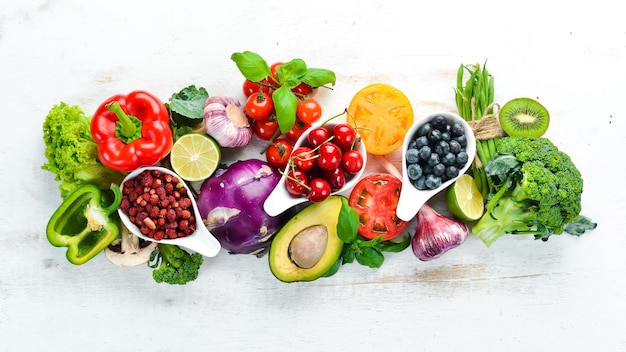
top-left (347, 83), bottom-right (414, 155)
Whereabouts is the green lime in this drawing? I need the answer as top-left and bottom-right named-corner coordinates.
top-left (446, 174), bottom-right (484, 221)
top-left (170, 133), bottom-right (221, 182)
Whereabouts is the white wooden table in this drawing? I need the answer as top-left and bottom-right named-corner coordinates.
top-left (1, 1), bottom-right (624, 351)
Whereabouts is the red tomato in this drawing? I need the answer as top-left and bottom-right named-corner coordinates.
top-left (242, 80), bottom-right (261, 98)
top-left (253, 118), bottom-right (280, 141)
top-left (296, 99), bottom-right (322, 124)
top-left (245, 92), bottom-right (274, 120)
top-left (268, 62), bottom-right (283, 86)
top-left (286, 119), bottom-right (311, 142)
top-left (292, 82), bottom-right (316, 99)
top-left (266, 137), bottom-right (294, 170)
top-left (348, 173), bottom-right (409, 240)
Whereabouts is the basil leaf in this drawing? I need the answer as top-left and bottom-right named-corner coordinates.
top-left (337, 197), bottom-right (359, 243)
top-left (301, 68), bottom-right (336, 87)
top-left (321, 257), bottom-right (342, 278)
top-left (376, 232), bottom-right (411, 253)
top-left (169, 85), bottom-right (209, 119)
top-left (355, 247), bottom-right (384, 268)
top-left (342, 246), bottom-right (355, 264)
top-left (272, 86), bottom-right (298, 133)
top-left (231, 51), bottom-right (271, 82)
top-left (277, 58), bottom-right (307, 89)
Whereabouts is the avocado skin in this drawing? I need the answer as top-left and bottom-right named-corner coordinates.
top-left (269, 196), bottom-right (344, 282)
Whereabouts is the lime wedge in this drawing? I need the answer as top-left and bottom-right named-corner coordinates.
top-left (170, 133), bottom-right (221, 182)
top-left (445, 174), bottom-right (484, 221)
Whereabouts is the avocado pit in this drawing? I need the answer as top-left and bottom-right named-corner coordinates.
top-left (288, 225), bottom-right (328, 269)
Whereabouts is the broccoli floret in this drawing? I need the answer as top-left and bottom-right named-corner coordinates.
top-left (472, 136), bottom-right (589, 246)
top-left (149, 244), bottom-right (204, 285)
top-left (42, 102), bottom-right (125, 198)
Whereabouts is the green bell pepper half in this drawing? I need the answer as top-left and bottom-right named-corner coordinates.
top-left (46, 183), bottom-right (122, 265)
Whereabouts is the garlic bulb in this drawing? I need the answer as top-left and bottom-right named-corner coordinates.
top-left (412, 203), bottom-right (468, 261)
top-left (203, 96), bottom-right (253, 148)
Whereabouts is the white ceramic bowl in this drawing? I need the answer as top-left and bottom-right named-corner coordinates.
top-left (263, 122), bottom-right (367, 216)
top-left (395, 111), bottom-right (476, 221)
top-left (117, 166), bottom-right (221, 257)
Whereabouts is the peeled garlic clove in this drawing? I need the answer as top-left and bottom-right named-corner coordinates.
top-left (412, 203), bottom-right (468, 261)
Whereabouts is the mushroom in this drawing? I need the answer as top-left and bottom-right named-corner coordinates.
top-left (104, 224), bottom-right (157, 267)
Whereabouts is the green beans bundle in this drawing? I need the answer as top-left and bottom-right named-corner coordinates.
top-left (454, 62), bottom-right (501, 198)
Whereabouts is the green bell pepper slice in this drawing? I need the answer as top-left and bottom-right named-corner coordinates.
top-left (46, 183), bottom-right (122, 265)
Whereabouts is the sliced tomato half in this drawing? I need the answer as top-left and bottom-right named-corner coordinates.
top-left (348, 173), bottom-right (409, 240)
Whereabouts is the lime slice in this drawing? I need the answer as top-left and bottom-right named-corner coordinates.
top-left (170, 133), bottom-right (221, 182)
top-left (446, 174), bottom-right (484, 221)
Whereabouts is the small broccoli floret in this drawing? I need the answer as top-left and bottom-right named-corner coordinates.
top-left (42, 102), bottom-right (125, 198)
top-left (149, 244), bottom-right (204, 285)
top-left (472, 137), bottom-right (588, 246)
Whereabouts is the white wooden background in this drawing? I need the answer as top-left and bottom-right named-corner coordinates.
top-left (1, 0), bottom-right (624, 351)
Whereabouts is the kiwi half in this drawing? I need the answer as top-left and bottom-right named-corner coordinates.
top-left (499, 97), bottom-right (550, 138)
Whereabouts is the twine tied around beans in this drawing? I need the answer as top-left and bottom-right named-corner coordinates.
top-left (467, 98), bottom-right (502, 141)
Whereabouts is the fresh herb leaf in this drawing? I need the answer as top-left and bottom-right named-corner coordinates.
top-left (301, 68), bottom-right (336, 87)
top-left (169, 85), bottom-right (209, 119)
top-left (355, 246), bottom-right (384, 268)
top-left (231, 51), bottom-right (271, 82)
top-left (321, 257), bottom-right (342, 278)
top-left (272, 86), bottom-right (299, 133)
top-left (342, 246), bottom-right (355, 264)
top-left (376, 232), bottom-right (411, 252)
top-left (337, 197), bottom-right (359, 243)
top-left (277, 59), bottom-right (307, 88)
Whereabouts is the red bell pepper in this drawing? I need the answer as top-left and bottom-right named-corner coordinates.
top-left (90, 90), bottom-right (173, 173)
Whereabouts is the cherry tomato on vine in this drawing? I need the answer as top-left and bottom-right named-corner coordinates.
top-left (296, 98), bottom-right (322, 124)
top-left (286, 119), bottom-right (311, 142)
top-left (242, 80), bottom-right (261, 98)
top-left (268, 62), bottom-right (283, 86)
top-left (333, 123), bottom-right (357, 150)
top-left (291, 82), bottom-right (316, 99)
top-left (266, 137), bottom-right (294, 170)
top-left (348, 173), bottom-right (409, 241)
top-left (253, 118), bottom-right (280, 141)
top-left (245, 92), bottom-right (274, 120)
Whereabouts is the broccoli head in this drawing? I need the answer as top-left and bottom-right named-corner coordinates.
top-left (471, 136), bottom-right (586, 246)
top-left (42, 102), bottom-right (125, 198)
top-left (149, 244), bottom-right (204, 285)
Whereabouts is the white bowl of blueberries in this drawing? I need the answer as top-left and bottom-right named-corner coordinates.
top-left (395, 111), bottom-right (476, 221)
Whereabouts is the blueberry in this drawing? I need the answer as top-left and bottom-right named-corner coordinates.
top-left (413, 176), bottom-right (427, 190)
top-left (406, 148), bottom-right (420, 164)
top-left (414, 135), bottom-right (429, 149)
top-left (441, 152), bottom-right (456, 166)
top-left (441, 131), bottom-right (451, 142)
top-left (425, 174), bottom-right (442, 190)
top-left (445, 166), bottom-right (459, 178)
top-left (407, 163), bottom-right (423, 180)
top-left (422, 164), bottom-right (433, 176)
top-left (454, 134), bottom-right (467, 148)
top-left (418, 145), bottom-right (432, 160)
top-left (417, 122), bottom-right (433, 137)
top-left (432, 163), bottom-right (445, 176)
top-left (434, 140), bottom-right (450, 156)
top-left (429, 129), bottom-right (442, 143)
top-left (456, 151), bottom-right (469, 167)
top-left (449, 140), bottom-right (462, 154)
top-left (431, 115), bottom-right (447, 130)
top-left (427, 153), bottom-right (440, 167)
top-left (450, 122), bottom-right (464, 136)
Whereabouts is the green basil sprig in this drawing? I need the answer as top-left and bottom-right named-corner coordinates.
top-left (231, 51), bottom-right (336, 133)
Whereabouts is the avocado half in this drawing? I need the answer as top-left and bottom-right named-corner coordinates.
top-left (269, 196), bottom-right (345, 283)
